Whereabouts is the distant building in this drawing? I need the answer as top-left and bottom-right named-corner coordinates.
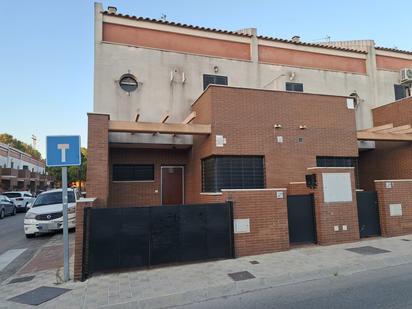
top-left (0, 142), bottom-right (53, 193)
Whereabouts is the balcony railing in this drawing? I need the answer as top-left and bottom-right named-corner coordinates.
top-left (30, 172), bottom-right (40, 179)
top-left (1, 168), bottom-right (18, 178)
top-left (18, 169), bottom-right (31, 179)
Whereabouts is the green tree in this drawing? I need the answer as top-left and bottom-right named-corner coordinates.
top-left (0, 133), bottom-right (42, 160)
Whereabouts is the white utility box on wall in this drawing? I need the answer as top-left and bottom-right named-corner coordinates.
top-left (322, 173), bottom-right (352, 203)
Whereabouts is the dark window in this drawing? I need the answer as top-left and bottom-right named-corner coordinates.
top-left (112, 164), bottom-right (154, 181)
top-left (3, 193), bottom-right (21, 198)
top-left (316, 156), bottom-right (357, 168)
top-left (286, 82), bottom-right (303, 92)
top-left (394, 84), bottom-right (408, 100)
top-left (203, 74), bottom-right (228, 90)
top-left (202, 156), bottom-right (265, 192)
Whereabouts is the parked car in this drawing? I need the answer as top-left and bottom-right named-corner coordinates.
top-left (0, 195), bottom-right (16, 219)
top-left (24, 188), bottom-right (81, 238)
top-left (3, 191), bottom-right (34, 212)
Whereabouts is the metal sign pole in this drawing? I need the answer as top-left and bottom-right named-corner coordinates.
top-left (62, 166), bottom-right (69, 281)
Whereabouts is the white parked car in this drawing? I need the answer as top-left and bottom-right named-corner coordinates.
top-left (24, 188), bottom-right (81, 238)
top-left (3, 191), bottom-right (34, 212)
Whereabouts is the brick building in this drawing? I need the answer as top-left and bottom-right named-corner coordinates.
top-left (75, 4), bottom-right (412, 279)
top-left (0, 142), bottom-right (53, 194)
top-left (89, 86), bottom-right (358, 207)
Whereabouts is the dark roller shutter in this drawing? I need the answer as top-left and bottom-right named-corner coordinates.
top-left (202, 156), bottom-right (265, 192)
top-left (113, 164), bottom-right (154, 181)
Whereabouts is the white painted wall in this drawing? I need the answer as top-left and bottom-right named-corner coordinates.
top-left (93, 6), bottom-right (403, 146)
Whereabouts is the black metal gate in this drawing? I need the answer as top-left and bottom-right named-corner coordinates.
top-left (356, 191), bottom-right (381, 238)
top-left (82, 203), bottom-right (234, 279)
top-left (287, 194), bottom-right (317, 244)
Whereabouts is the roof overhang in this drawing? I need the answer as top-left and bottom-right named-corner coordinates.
top-left (357, 123), bottom-right (412, 141)
top-left (109, 120), bottom-right (211, 135)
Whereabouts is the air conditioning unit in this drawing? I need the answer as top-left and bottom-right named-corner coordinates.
top-left (400, 68), bottom-right (412, 84)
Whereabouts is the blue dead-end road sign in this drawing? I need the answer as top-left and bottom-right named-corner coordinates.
top-left (46, 136), bottom-right (81, 167)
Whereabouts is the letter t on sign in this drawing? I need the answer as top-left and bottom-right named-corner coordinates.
top-left (57, 144), bottom-right (70, 163)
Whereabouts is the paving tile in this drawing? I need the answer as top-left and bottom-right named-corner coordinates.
top-left (346, 246), bottom-right (391, 255)
top-left (8, 286), bottom-right (70, 306)
top-left (8, 276), bottom-right (35, 284)
top-left (228, 271), bottom-right (256, 282)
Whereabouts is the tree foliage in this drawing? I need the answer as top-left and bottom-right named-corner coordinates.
top-left (0, 133), bottom-right (42, 160)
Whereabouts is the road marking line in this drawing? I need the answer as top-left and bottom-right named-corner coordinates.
top-left (0, 249), bottom-right (27, 272)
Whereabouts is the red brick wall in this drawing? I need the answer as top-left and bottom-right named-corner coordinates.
top-left (288, 182), bottom-right (311, 195)
top-left (359, 97), bottom-right (412, 190)
top-left (109, 148), bottom-right (188, 207)
top-left (309, 167), bottom-right (360, 245)
top-left (375, 180), bottom-right (412, 237)
top-left (86, 114), bottom-right (110, 207)
top-left (186, 89), bottom-right (214, 203)
top-left (186, 86), bottom-right (358, 201)
top-left (222, 189), bottom-right (290, 256)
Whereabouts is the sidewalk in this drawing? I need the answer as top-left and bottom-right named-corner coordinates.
top-left (1, 235), bottom-right (412, 309)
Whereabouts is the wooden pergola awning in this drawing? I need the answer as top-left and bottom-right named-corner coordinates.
top-left (109, 120), bottom-right (211, 135)
top-left (357, 123), bottom-right (412, 141)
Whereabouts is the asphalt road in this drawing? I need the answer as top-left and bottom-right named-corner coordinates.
top-left (0, 212), bottom-right (54, 283)
top-left (178, 262), bottom-right (412, 309)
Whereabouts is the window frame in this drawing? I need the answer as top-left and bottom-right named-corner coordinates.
top-left (112, 164), bottom-right (155, 182)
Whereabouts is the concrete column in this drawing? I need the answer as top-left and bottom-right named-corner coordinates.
top-left (93, 3), bottom-right (104, 112)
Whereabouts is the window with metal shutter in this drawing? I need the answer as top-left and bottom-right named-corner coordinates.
top-left (285, 82), bottom-right (304, 92)
top-left (394, 84), bottom-right (407, 100)
top-left (112, 164), bottom-right (154, 181)
top-left (202, 156), bottom-right (265, 192)
top-left (203, 74), bottom-right (228, 90)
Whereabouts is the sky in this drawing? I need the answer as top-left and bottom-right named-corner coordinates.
top-left (1, 0), bottom-right (411, 158)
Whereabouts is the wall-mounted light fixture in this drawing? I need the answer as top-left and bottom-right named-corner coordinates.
top-left (299, 125), bottom-right (307, 130)
top-left (274, 124), bottom-right (282, 129)
top-left (213, 65), bottom-right (219, 73)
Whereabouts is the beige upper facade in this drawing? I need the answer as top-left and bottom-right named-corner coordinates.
top-left (93, 3), bottom-right (412, 147)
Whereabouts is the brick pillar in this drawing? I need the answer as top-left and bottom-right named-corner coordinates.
top-left (375, 180), bottom-right (412, 237)
top-left (222, 189), bottom-right (290, 257)
top-left (87, 113), bottom-right (109, 208)
top-left (308, 167), bottom-right (360, 245)
top-left (74, 199), bottom-right (95, 281)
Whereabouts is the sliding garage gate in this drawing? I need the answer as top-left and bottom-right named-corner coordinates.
top-left (82, 203), bottom-right (234, 279)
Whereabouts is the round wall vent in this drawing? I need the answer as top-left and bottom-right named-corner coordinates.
top-left (119, 74), bottom-right (138, 92)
